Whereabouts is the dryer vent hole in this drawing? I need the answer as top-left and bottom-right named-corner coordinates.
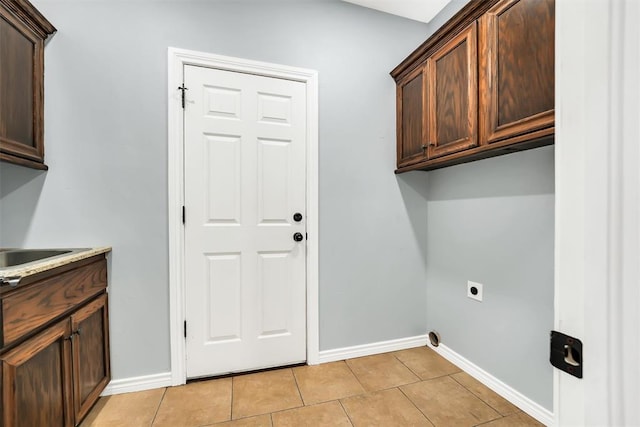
top-left (428, 331), bottom-right (440, 347)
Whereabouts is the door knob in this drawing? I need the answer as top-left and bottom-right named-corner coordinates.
top-left (293, 232), bottom-right (304, 242)
top-left (293, 212), bottom-right (303, 222)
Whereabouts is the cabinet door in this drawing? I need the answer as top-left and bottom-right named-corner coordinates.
top-left (479, 0), bottom-right (554, 144)
top-left (1, 320), bottom-right (73, 427)
top-left (70, 294), bottom-right (110, 425)
top-left (396, 64), bottom-right (427, 167)
top-left (0, 7), bottom-right (45, 166)
top-left (426, 22), bottom-right (478, 159)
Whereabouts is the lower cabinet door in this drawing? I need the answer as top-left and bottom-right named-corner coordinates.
top-left (1, 320), bottom-right (73, 427)
top-left (71, 294), bottom-right (110, 425)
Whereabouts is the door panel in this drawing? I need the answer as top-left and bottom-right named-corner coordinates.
top-left (479, 0), bottom-right (554, 144)
top-left (204, 134), bottom-right (241, 225)
top-left (258, 251), bottom-right (293, 337)
top-left (397, 65), bottom-right (427, 167)
top-left (427, 22), bottom-right (478, 159)
top-left (257, 138), bottom-right (292, 224)
top-left (184, 65), bottom-right (307, 378)
top-left (1, 320), bottom-right (73, 427)
top-left (205, 253), bottom-right (242, 343)
top-left (71, 294), bottom-right (110, 424)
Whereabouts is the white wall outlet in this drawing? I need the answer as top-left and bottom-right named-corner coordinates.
top-left (467, 281), bottom-right (483, 302)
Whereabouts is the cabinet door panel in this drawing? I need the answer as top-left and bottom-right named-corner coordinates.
top-left (480, 0), bottom-right (554, 144)
top-left (427, 23), bottom-right (477, 159)
top-left (0, 10), bottom-right (44, 163)
top-left (397, 65), bottom-right (427, 167)
top-left (71, 294), bottom-right (110, 424)
top-left (0, 16), bottom-right (34, 147)
top-left (1, 320), bottom-right (73, 427)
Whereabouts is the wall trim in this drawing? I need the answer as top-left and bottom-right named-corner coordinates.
top-left (317, 335), bottom-right (428, 364)
top-left (429, 343), bottom-right (554, 426)
top-left (167, 47), bottom-right (320, 384)
top-left (101, 372), bottom-right (172, 396)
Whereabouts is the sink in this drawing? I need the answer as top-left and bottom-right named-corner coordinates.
top-left (0, 249), bottom-right (87, 268)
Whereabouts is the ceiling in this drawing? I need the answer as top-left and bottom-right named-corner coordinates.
top-left (342, 0), bottom-right (452, 24)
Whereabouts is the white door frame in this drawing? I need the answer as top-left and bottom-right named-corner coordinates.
top-left (167, 47), bottom-right (320, 385)
top-left (555, 0), bottom-right (640, 425)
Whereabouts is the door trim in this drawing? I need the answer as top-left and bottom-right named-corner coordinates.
top-left (555, 0), bottom-right (640, 424)
top-left (167, 47), bottom-right (319, 385)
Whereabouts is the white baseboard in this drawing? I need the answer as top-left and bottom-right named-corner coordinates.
top-left (101, 372), bottom-right (172, 396)
top-left (429, 343), bottom-right (554, 426)
top-left (317, 334), bottom-right (428, 364)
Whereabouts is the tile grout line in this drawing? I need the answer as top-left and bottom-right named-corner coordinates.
top-left (288, 368), bottom-right (306, 408)
top-left (344, 355), bottom-right (423, 394)
top-left (392, 348), bottom-right (462, 382)
top-left (149, 387), bottom-right (168, 426)
top-left (230, 376), bottom-right (235, 421)
top-left (397, 385), bottom-right (436, 426)
top-left (392, 350), bottom-right (425, 380)
top-left (290, 367), bottom-right (307, 406)
top-left (448, 373), bottom-right (515, 419)
top-left (395, 349), bottom-right (516, 423)
top-left (471, 412), bottom-right (529, 427)
top-left (343, 359), bottom-right (369, 393)
top-left (337, 398), bottom-right (356, 427)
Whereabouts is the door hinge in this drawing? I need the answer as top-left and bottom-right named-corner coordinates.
top-left (177, 84), bottom-right (188, 109)
top-left (182, 206), bottom-right (185, 225)
top-left (184, 320), bottom-right (187, 338)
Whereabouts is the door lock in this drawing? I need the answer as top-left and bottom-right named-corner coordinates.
top-left (293, 232), bottom-right (304, 242)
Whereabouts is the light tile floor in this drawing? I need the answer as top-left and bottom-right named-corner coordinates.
top-left (81, 347), bottom-right (544, 427)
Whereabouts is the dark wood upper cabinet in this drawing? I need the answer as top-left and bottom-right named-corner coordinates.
top-left (427, 22), bottom-right (477, 159)
top-left (397, 65), bottom-right (427, 167)
top-left (479, 0), bottom-right (555, 145)
top-left (0, 0), bottom-right (55, 170)
top-left (391, 0), bottom-right (554, 173)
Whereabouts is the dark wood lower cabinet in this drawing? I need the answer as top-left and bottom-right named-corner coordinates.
top-left (1, 320), bottom-right (73, 427)
top-left (71, 295), bottom-right (110, 424)
top-left (0, 255), bottom-right (110, 427)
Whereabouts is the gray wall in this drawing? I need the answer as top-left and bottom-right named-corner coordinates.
top-left (0, 0), bottom-right (555, 410)
top-left (0, 0), bottom-right (431, 379)
top-left (426, 147), bottom-right (555, 410)
top-left (422, 0), bottom-right (555, 411)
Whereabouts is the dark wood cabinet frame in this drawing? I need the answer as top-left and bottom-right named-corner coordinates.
top-left (391, 0), bottom-right (554, 173)
top-left (0, 0), bottom-right (56, 170)
top-left (0, 255), bottom-right (111, 427)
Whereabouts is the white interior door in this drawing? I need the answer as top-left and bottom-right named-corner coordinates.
top-left (183, 65), bottom-right (307, 378)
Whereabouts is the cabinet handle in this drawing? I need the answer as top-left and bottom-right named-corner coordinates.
top-left (0, 276), bottom-right (21, 287)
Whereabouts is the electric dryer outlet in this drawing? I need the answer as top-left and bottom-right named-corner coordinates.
top-left (467, 281), bottom-right (483, 302)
